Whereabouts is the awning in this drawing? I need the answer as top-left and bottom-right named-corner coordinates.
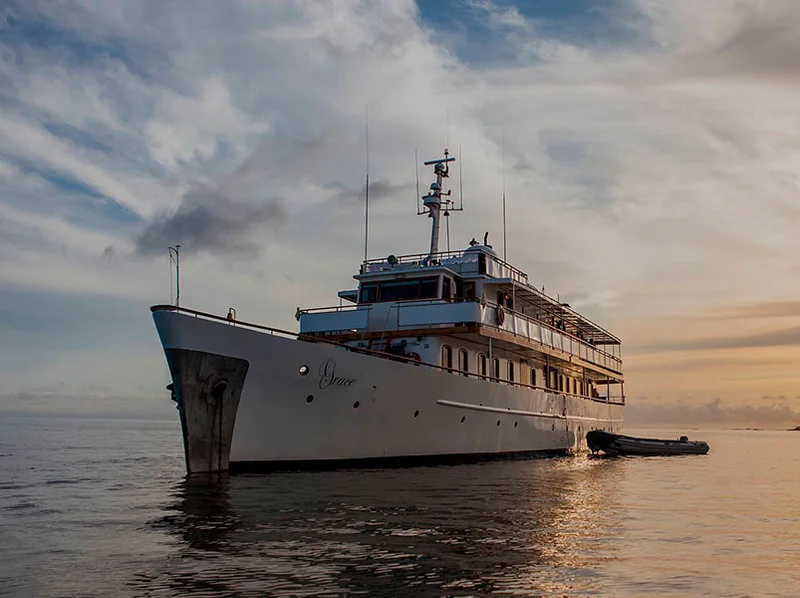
top-left (496, 280), bottom-right (621, 345)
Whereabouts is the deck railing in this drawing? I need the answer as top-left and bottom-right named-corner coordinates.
top-left (361, 249), bottom-right (529, 284)
top-left (297, 298), bottom-right (623, 373)
top-left (483, 302), bottom-right (623, 370)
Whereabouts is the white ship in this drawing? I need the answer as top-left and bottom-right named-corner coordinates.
top-left (152, 150), bottom-right (625, 474)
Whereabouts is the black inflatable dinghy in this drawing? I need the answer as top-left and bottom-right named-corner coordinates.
top-left (586, 430), bottom-right (709, 456)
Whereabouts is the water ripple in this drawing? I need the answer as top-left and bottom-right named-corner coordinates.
top-left (1, 418), bottom-right (799, 597)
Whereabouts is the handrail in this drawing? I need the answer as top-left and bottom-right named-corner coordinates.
top-left (298, 304), bottom-right (369, 314)
top-left (362, 248), bottom-right (529, 283)
top-left (151, 304), bottom-right (624, 406)
top-left (485, 302), bottom-right (623, 365)
top-left (298, 296), bottom-right (443, 315)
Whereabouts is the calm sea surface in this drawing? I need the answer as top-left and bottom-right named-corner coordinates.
top-left (0, 415), bottom-right (798, 597)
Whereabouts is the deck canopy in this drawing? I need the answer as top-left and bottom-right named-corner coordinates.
top-left (495, 280), bottom-right (621, 346)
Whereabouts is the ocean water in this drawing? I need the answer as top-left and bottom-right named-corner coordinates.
top-left (0, 415), bottom-right (797, 597)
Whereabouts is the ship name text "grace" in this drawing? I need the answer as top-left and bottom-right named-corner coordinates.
top-left (318, 358), bottom-right (357, 390)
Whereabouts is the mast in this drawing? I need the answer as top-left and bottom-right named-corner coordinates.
top-left (363, 107), bottom-right (370, 263)
top-left (169, 244), bottom-right (181, 307)
top-left (421, 149), bottom-right (456, 258)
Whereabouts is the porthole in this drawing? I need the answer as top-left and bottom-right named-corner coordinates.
top-left (514, 422), bottom-right (518, 428)
top-left (460, 416), bottom-right (466, 423)
top-left (306, 394), bottom-right (314, 403)
top-left (552, 424), bottom-right (555, 431)
top-left (353, 401), bottom-right (360, 409)
top-left (299, 365), bottom-right (309, 376)
top-left (414, 410), bottom-right (420, 418)
top-left (496, 420), bottom-right (501, 426)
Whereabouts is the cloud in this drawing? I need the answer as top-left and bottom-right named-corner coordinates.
top-left (627, 397), bottom-right (800, 428)
top-left (327, 179), bottom-right (414, 206)
top-left (660, 1), bottom-right (800, 82)
top-left (2, 0), bottom-right (800, 407)
top-left (0, 389), bottom-right (177, 420)
top-left (134, 185), bottom-right (286, 257)
top-left (724, 301), bottom-right (800, 320)
top-left (465, 0), bottom-right (528, 30)
top-left (636, 327), bottom-right (800, 353)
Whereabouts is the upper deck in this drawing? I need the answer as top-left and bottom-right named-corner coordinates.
top-left (356, 247), bottom-right (619, 346)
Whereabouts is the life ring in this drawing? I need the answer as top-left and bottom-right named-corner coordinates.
top-left (495, 305), bottom-right (505, 326)
top-left (406, 352), bottom-right (421, 362)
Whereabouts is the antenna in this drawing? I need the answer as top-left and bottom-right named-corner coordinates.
top-left (168, 244), bottom-right (181, 307)
top-left (168, 251), bottom-right (173, 305)
top-left (364, 106), bottom-right (369, 263)
top-left (458, 144), bottom-right (463, 210)
top-left (445, 206), bottom-right (451, 251)
top-left (446, 108), bottom-right (450, 148)
top-left (415, 147), bottom-right (420, 213)
top-left (501, 130), bottom-right (507, 262)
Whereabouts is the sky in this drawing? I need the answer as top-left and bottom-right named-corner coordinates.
top-left (1, 0), bottom-right (800, 424)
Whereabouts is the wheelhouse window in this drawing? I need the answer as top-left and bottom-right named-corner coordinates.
top-left (359, 282), bottom-right (378, 303)
top-left (442, 345), bottom-right (453, 371)
top-left (530, 367), bottom-right (537, 387)
top-left (442, 277), bottom-right (452, 300)
top-left (559, 375), bottom-right (564, 392)
top-left (492, 357), bottom-right (500, 380)
top-left (380, 280), bottom-right (424, 302)
top-left (458, 349), bottom-right (469, 376)
top-left (478, 354), bottom-right (487, 379)
top-left (419, 278), bottom-right (438, 298)
top-left (359, 277), bottom-right (439, 304)
top-left (507, 361), bottom-right (515, 384)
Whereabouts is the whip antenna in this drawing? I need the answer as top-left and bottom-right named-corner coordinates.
top-left (415, 147), bottom-right (420, 213)
top-left (363, 106), bottom-right (369, 263)
top-left (502, 130), bottom-right (507, 262)
top-left (458, 144), bottom-right (463, 210)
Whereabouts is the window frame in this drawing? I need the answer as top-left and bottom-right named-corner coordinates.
top-left (458, 349), bottom-right (469, 376)
top-left (442, 345), bottom-right (453, 371)
top-left (358, 277), bottom-right (440, 305)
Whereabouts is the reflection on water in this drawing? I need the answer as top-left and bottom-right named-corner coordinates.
top-left (136, 458), bottom-right (625, 596)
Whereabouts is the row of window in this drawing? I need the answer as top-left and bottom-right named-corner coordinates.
top-left (358, 276), bottom-right (477, 304)
top-left (441, 345), bottom-right (600, 396)
top-left (360, 277), bottom-right (439, 303)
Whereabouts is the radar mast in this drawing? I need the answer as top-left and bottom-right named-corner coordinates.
top-left (420, 149), bottom-right (459, 258)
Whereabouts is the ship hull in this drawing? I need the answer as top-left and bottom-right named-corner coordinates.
top-left (153, 309), bottom-right (624, 473)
